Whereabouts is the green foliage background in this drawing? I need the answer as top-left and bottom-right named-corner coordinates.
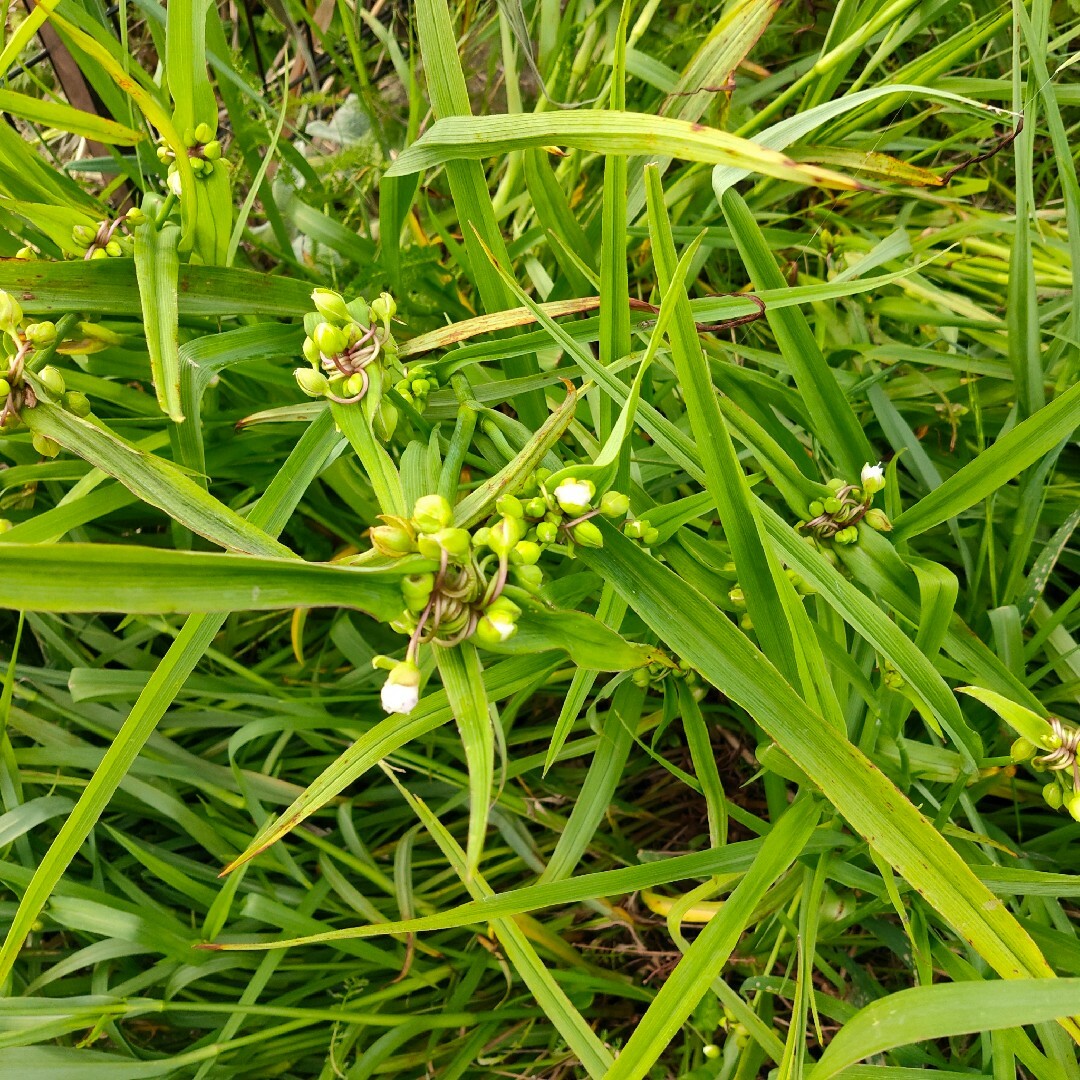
top-left (0, 0), bottom-right (1079, 1076)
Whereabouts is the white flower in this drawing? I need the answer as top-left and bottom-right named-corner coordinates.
top-left (553, 478), bottom-right (593, 515)
top-left (860, 462), bottom-right (885, 494)
top-left (487, 612), bottom-right (518, 642)
top-left (381, 680), bottom-right (419, 715)
top-left (167, 169), bottom-right (184, 198)
top-left (380, 660), bottom-right (421, 714)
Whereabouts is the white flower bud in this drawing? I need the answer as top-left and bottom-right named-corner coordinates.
top-left (860, 462), bottom-right (885, 495)
top-left (553, 478), bottom-right (594, 515)
top-left (380, 661), bottom-right (421, 714)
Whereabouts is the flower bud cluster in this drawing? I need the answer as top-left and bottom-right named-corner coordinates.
top-left (0, 291), bottom-right (88, 434)
top-left (1012, 718), bottom-right (1080, 820)
top-left (369, 472), bottom-right (637, 713)
top-left (158, 123), bottom-right (222, 190)
top-left (294, 289), bottom-right (404, 436)
top-left (728, 566), bottom-right (814, 632)
top-left (798, 463), bottom-right (891, 544)
top-left (70, 207), bottom-right (145, 261)
top-left (630, 654), bottom-right (695, 690)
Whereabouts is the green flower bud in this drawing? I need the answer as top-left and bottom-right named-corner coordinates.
top-left (125, 207), bottom-right (146, 226)
top-left (632, 667), bottom-right (652, 687)
top-left (1067, 791), bottom-right (1080, 822)
top-left (624, 519), bottom-right (646, 540)
top-left (535, 520), bottom-right (558, 544)
top-left (703, 1045), bottom-right (720, 1061)
top-left (487, 596), bottom-right (522, 620)
top-left (370, 291), bottom-right (397, 323)
top-left (475, 612), bottom-right (519, 646)
top-left (38, 365), bottom-right (65, 398)
top-left (0, 378), bottom-right (10, 398)
top-left (156, 144), bottom-right (173, 163)
top-left (511, 564), bottom-right (543, 592)
top-left (0, 290), bottom-right (23, 334)
top-left (90, 246), bottom-right (109, 260)
top-left (411, 378), bottom-right (431, 396)
top-left (524, 496), bottom-right (548, 519)
top-left (15, 246), bottom-right (35, 260)
top-left (202, 139), bottom-right (222, 160)
top-left (419, 527), bottom-right (471, 560)
top-left (294, 368), bottom-right (329, 397)
top-left (571, 520), bottom-right (604, 548)
top-left (314, 321), bottom-right (349, 357)
top-left (32, 433), bottom-right (60, 458)
top-left (826, 478), bottom-right (845, 493)
top-left (301, 336), bottom-right (320, 366)
top-left (24, 321), bottom-right (56, 347)
top-left (401, 573), bottom-right (435, 612)
top-left (346, 296), bottom-right (370, 326)
top-left (510, 540), bottom-right (541, 566)
top-left (63, 390), bottom-right (92, 417)
top-left (534, 467), bottom-right (552, 485)
top-left (412, 494), bottom-right (453, 533)
top-left (344, 373), bottom-right (367, 397)
top-left (823, 496), bottom-right (842, 515)
top-left (72, 224), bottom-right (99, 247)
top-left (740, 613), bottom-right (754, 631)
top-left (104, 239), bottom-right (123, 257)
top-left (599, 490), bottom-right (630, 518)
top-left (553, 477), bottom-right (595, 515)
top-left (864, 508), bottom-right (892, 532)
top-left (488, 516), bottom-right (525, 557)
top-left (1010, 738), bottom-right (1036, 763)
top-left (194, 121), bottom-right (214, 144)
top-left (311, 288), bottom-right (352, 324)
top-left (728, 586), bottom-right (746, 608)
top-left (1044, 782), bottom-right (1064, 810)
top-left (0, 519), bottom-right (11, 533)
top-left (642, 527), bottom-right (660, 546)
top-left (472, 526), bottom-right (492, 548)
top-left (808, 500), bottom-right (824, 517)
top-left (369, 520), bottom-right (415, 557)
top-left (495, 494), bottom-right (524, 519)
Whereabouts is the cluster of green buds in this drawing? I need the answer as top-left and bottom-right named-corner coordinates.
top-left (392, 363), bottom-right (438, 409)
top-left (70, 207), bottom-right (145, 260)
top-left (630, 654), bottom-right (695, 690)
top-left (370, 493), bottom-right (537, 714)
top-left (1011, 717), bottom-right (1080, 820)
top-left (485, 469), bottom-right (635, 552)
top-left (0, 291), bottom-right (89, 442)
top-left (798, 462), bottom-right (891, 545)
top-left (159, 123), bottom-right (222, 193)
top-left (728, 566), bottom-right (814, 631)
top-left (294, 288), bottom-right (404, 438)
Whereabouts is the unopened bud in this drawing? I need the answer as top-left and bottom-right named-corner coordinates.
top-left (370, 291), bottom-right (396, 323)
top-left (294, 368), bottom-right (329, 397)
top-left (24, 321), bottom-right (56, 346)
top-left (63, 391), bottom-right (92, 417)
top-left (0, 290), bottom-right (23, 334)
top-left (202, 139), bottom-right (222, 160)
top-left (864, 508), bottom-right (892, 532)
top-left (194, 121), bottom-right (214, 144)
top-left (1044, 782), bottom-right (1064, 810)
top-left (311, 288), bottom-right (352, 324)
top-left (488, 516), bottom-right (524, 557)
top-left (571, 520), bottom-right (604, 548)
top-left (510, 540), bottom-right (541, 565)
top-left (412, 494), bottom-right (453, 533)
top-left (599, 490), bottom-right (630, 518)
top-left (32, 433), bottom-right (61, 458)
top-left (314, 321), bottom-right (349, 357)
top-left (370, 520), bottom-right (415, 557)
top-left (535, 520), bottom-right (558, 544)
top-left (38, 365), bottom-right (65, 398)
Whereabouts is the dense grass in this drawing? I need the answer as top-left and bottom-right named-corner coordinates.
top-left (1, 0), bottom-right (1079, 1077)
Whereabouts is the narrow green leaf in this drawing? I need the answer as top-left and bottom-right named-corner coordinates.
top-left (134, 222), bottom-right (183, 421)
